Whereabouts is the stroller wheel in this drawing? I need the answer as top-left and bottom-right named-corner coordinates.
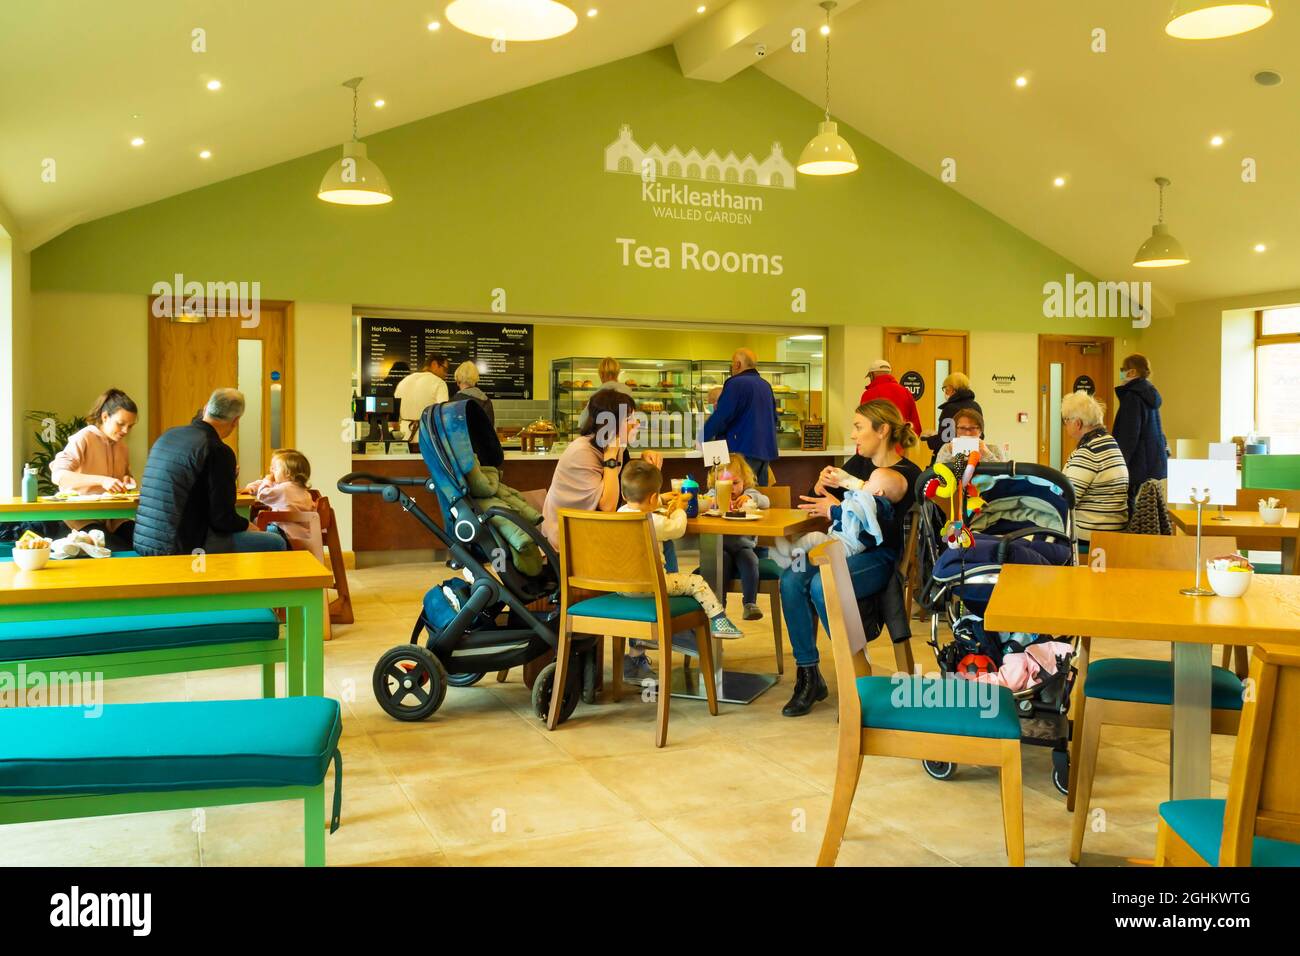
top-left (446, 671), bottom-right (486, 687)
top-left (532, 661), bottom-right (581, 725)
top-left (373, 645), bottom-right (448, 721)
top-left (922, 760), bottom-right (957, 781)
top-left (1052, 749), bottom-right (1071, 796)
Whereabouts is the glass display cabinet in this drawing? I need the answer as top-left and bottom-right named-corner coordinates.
top-left (693, 360), bottom-right (812, 450)
top-left (550, 357), bottom-right (694, 448)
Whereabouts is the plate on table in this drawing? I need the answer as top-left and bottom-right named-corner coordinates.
top-left (723, 512), bottom-right (762, 521)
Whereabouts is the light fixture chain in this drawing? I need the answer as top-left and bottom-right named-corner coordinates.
top-left (823, 7), bottom-right (832, 120)
top-left (352, 85), bottom-right (359, 142)
top-left (1158, 181), bottom-right (1165, 224)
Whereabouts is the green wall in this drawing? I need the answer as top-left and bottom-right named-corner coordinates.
top-left (32, 47), bottom-right (1125, 337)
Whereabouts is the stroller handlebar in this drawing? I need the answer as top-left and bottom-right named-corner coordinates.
top-left (337, 471), bottom-right (428, 502)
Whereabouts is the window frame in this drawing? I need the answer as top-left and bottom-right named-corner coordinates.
top-left (1254, 308), bottom-right (1300, 440)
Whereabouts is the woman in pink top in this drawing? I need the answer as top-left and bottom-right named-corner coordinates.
top-left (242, 448), bottom-right (316, 545)
top-left (49, 388), bottom-right (139, 549)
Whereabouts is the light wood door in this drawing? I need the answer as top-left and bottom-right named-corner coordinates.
top-left (148, 301), bottom-right (294, 481)
top-left (1037, 334), bottom-right (1114, 468)
top-left (883, 329), bottom-right (969, 468)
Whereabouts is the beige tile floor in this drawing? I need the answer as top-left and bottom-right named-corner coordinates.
top-left (0, 558), bottom-right (1235, 867)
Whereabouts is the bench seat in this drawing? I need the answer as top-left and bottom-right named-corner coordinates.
top-left (0, 609), bottom-right (280, 662)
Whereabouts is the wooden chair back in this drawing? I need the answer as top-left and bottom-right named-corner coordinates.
top-left (810, 540), bottom-right (873, 730)
top-left (1089, 531), bottom-right (1238, 571)
top-left (556, 508), bottom-right (668, 606)
top-left (1221, 644), bottom-right (1300, 865)
top-left (762, 486), bottom-right (792, 509)
top-left (1232, 487), bottom-right (1300, 513)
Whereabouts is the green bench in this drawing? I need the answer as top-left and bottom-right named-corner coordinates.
top-left (0, 696), bottom-right (343, 866)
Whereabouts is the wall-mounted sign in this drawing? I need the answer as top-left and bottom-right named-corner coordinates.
top-left (800, 420), bottom-right (827, 451)
top-left (1072, 374), bottom-right (1096, 396)
top-left (990, 372), bottom-right (1017, 395)
top-left (360, 317), bottom-right (534, 400)
top-left (900, 371), bottom-right (925, 400)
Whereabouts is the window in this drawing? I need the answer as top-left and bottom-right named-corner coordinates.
top-left (1256, 308), bottom-right (1300, 453)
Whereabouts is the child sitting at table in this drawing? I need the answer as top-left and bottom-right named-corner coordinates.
top-left (700, 454), bottom-right (770, 621)
top-left (619, 460), bottom-right (744, 654)
top-left (242, 448), bottom-right (315, 545)
top-left (769, 467), bottom-right (895, 570)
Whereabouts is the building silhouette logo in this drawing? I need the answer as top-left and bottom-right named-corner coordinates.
top-left (604, 124), bottom-right (796, 190)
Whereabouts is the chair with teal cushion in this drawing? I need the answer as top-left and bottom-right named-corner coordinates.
top-left (813, 541), bottom-right (1024, 867)
top-left (1157, 644), bottom-right (1300, 867)
top-left (0, 696), bottom-right (343, 866)
top-left (552, 509), bottom-right (717, 748)
top-left (1084, 658), bottom-right (1245, 710)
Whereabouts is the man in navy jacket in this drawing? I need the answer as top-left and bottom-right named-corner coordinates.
top-left (702, 348), bottom-right (779, 484)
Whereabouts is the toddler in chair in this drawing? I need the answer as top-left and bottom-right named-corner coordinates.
top-left (769, 467), bottom-right (895, 570)
top-left (242, 448), bottom-right (315, 546)
top-left (699, 454), bottom-right (769, 621)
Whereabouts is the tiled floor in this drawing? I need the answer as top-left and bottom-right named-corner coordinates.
top-left (0, 558), bottom-right (1234, 867)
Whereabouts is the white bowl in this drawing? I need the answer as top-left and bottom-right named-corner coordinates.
top-left (12, 547), bottom-right (50, 571)
top-left (1207, 565), bottom-right (1252, 598)
top-left (1259, 506), bottom-right (1287, 525)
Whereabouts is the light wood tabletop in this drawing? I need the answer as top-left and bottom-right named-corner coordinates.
top-left (984, 564), bottom-right (1300, 645)
top-left (0, 551), bottom-right (331, 606)
top-left (686, 507), bottom-right (826, 538)
top-left (0, 493), bottom-right (256, 519)
top-left (1169, 508), bottom-right (1300, 535)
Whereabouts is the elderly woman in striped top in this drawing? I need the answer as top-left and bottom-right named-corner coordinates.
top-left (1060, 391), bottom-right (1130, 548)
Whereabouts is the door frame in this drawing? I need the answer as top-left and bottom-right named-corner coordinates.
top-left (1036, 333), bottom-right (1114, 466)
top-left (881, 328), bottom-right (971, 396)
top-left (146, 298), bottom-right (296, 472)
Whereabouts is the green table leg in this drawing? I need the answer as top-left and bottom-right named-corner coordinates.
top-left (304, 785), bottom-right (326, 867)
top-left (261, 661), bottom-right (277, 698)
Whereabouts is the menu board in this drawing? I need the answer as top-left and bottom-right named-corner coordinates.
top-left (360, 317), bottom-right (534, 400)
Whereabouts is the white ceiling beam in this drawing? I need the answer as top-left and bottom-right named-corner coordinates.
top-left (674, 0), bottom-right (866, 83)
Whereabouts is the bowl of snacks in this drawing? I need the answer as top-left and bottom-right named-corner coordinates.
top-left (1206, 553), bottom-right (1253, 598)
top-left (1258, 497), bottom-right (1287, 525)
top-left (12, 531), bottom-right (52, 571)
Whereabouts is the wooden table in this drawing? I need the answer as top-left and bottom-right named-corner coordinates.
top-left (676, 508), bottom-right (825, 704)
top-left (0, 494), bottom-right (256, 526)
top-left (985, 564), bottom-right (1300, 800)
top-left (0, 551), bottom-right (331, 696)
top-left (1169, 507), bottom-right (1299, 574)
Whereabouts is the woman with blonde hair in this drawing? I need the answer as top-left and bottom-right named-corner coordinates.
top-left (778, 399), bottom-right (923, 717)
top-left (1061, 391), bottom-right (1129, 545)
top-left (451, 360), bottom-right (494, 428)
top-left (576, 356), bottom-right (634, 432)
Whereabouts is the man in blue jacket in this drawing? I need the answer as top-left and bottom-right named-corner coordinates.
top-left (702, 348), bottom-right (779, 485)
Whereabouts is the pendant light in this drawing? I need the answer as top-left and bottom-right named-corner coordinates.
top-left (797, 1), bottom-right (858, 177)
top-left (445, 0), bottom-right (578, 42)
top-left (318, 78), bottom-right (393, 206)
top-left (1165, 0), bottom-right (1273, 39)
top-left (1133, 177), bottom-right (1189, 268)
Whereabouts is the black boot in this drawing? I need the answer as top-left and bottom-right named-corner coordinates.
top-left (781, 664), bottom-right (828, 717)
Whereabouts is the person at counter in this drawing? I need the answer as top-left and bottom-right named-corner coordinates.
top-left (451, 361), bottom-right (495, 429)
top-left (576, 356), bottom-right (634, 432)
top-left (541, 388), bottom-right (663, 682)
top-left (702, 348), bottom-right (778, 485)
top-left (48, 387), bottom-right (139, 550)
top-left (394, 354), bottom-right (449, 439)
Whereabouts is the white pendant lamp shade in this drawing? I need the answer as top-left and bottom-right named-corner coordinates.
top-left (318, 141), bottom-right (392, 205)
top-left (445, 0), bottom-right (578, 41)
top-left (1165, 0), bottom-right (1273, 39)
top-left (797, 121), bottom-right (858, 176)
top-left (1133, 178), bottom-right (1189, 268)
top-left (318, 78), bottom-right (393, 206)
top-left (799, 1), bottom-right (857, 177)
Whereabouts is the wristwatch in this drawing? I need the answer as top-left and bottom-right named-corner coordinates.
top-left (601, 458), bottom-right (622, 469)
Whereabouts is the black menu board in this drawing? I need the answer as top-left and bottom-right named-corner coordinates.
top-left (360, 317), bottom-right (534, 400)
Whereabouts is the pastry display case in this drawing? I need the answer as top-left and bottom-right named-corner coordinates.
top-left (692, 360), bottom-right (812, 450)
top-left (550, 357), bottom-right (693, 449)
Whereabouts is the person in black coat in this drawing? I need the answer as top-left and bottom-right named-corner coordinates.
top-left (133, 388), bottom-right (287, 556)
top-left (923, 372), bottom-right (982, 460)
top-left (1111, 353), bottom-right (1168, 504)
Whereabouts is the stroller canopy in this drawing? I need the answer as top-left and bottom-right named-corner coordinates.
top-left (418, 399), bottom-right (503, 520)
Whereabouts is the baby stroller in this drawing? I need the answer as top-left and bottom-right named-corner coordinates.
top-left (913, 460), bottom-right (1079, 794)
top-left (338, 400), bottom-right (596, 724)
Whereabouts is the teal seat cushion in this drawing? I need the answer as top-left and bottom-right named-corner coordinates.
top-left (568, 594), bottom-right (703, 622)
top-left (0, 609), bottom-right (280, 662)
top-left (1085, 658), bottom-right (1244, 710)
top-left (0, 697), bottom-right (342, 797)
top-left (1159, 799), bottom-right (1300, 867)
top-left (856, 675), bottom-right (1021, 739)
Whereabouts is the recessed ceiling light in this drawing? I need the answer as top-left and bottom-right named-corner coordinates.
top-left (199, 149), bottom-right (211, 159)
top-left (1053, 176), bottom-right (1066, 187)
top-left (1254, 69), bottom-right (1283, 86)
top-left (130, 137), bottom-right (145, 147)
top-left (206, 79), bottom-right (222, 91)
top-left (1210, 134), bottom-right (1224, 146)
top-left (586, 7), bottom-right (597, 16)
top-left (697, 4), bottom-right (706, 12)
top-left (427, 20), bottom-right (441, 31)
top-left (1015, 75), bottom-right (1028, 88)
top-left (373, 99), bottom-right (385, 108)
top-left (1255, 243), bottom-right (1267, 252)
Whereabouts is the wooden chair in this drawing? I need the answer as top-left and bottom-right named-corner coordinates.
top-left (254, 492), bottom-right (353, 627)
top-left (550, 508), bottom-right (719, 747)
top-left (724, 484), bottom-right (790, 675)
top-left (812, 539), bottom-right (1024, 867)
top-left (1222, 486), bottom-right (1300, 577)
top-left (1068, 531), bottom-right (1245, 863)
top-left (1156, 643), bottom-right (1300, 866)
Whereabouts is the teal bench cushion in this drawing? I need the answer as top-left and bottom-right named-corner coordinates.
top-left (0, 697), bottom-right (342, 797)
top-left (1159, 799), bottom-right (1300, 867)
top-left (1085, 658), bottom-right (1244, 710)
top-left (0, 609), bottom-right (281, 662)
top-left (857, 675), bottom-right (1021, 739)
top-left (568, 594), bottom-right (703, 622)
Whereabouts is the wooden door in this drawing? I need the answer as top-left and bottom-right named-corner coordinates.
top-left (882, 329), bottom-right (969, 468)
top-left (148, 300), bottom-right (294, 482)
top-left (1037, 334), bottom-right (1114, 469)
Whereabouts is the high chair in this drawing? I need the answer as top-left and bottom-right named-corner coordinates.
top-left (253, 492), bottom-right (353, 627)
top-left (1155, 643), bottom-right (1300, 866)
top-left (724, 484), bottom-right (790, 675)
top-left (253, 507), bottom-right (334, 640)
top-left (812, 540), bottom-right (1024, 866)
top-left (1069, 531), bottom-right (1245, 863)
top-left (550, 508), bottom-right (719, 748)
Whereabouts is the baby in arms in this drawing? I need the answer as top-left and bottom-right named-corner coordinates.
top-left (769, 467), bottom-right (896, 569)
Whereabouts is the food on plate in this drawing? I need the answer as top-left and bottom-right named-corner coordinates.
top-left (15, 530), bottom-right (51, 550)
top-left (725, 510), bottom-right (748, 519)
top-left (1208, 553), bottom-right (1253, 572)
